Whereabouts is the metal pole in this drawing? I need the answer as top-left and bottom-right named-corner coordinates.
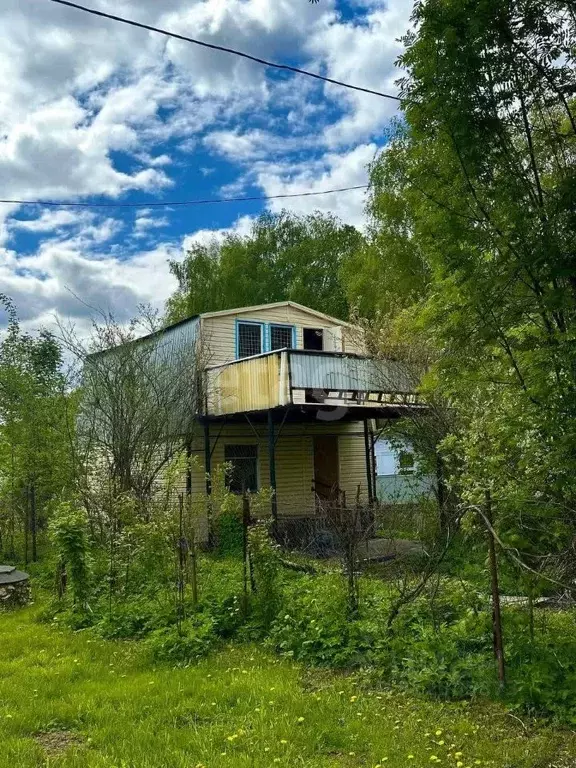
top-left (268, 409), bottom-right (278, 523)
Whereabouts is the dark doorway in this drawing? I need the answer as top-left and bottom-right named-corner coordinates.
top-left (313, 435), bottom-right (339, 500)
top-left (303, 327), bottom-right (324, 351)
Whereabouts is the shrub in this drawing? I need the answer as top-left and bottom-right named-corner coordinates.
top-left (146, 616), bottom-right (218, 663)
top-left (48, 501), bottom-right (92, 609)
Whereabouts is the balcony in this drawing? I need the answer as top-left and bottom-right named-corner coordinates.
top-left (204, 349), bottom-right (418, 417)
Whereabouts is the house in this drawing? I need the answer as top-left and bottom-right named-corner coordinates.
top-left (374, 439), bottom-right (436, 504)
top-left (163, 301), bottom-right (419, 526)
top-left (86, 300), bottom-right (421, 538)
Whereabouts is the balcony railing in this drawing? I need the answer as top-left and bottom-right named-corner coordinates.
top-left (204, 349), bottom-right (417, 417)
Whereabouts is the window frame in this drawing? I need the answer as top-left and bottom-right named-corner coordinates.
top-left (235, 320), bottom-right (265, 359)
top-left (224, 443), bottom-right (259, 493)
top-left (268, 323), bottom-right (296, 351)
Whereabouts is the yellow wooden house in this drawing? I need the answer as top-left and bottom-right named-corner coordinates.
top-left (157, 300), bottom-right (418, 530)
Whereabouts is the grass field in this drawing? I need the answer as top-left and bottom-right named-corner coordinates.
top-left (1, 605), bottom-right (575, 768)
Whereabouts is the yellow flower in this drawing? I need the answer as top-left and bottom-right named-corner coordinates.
top-left (280, 739), bottom-right (288, 745)
top-left (455, 753), bottom-right (463, 759)
top-left (408, 754), bottom-right (415, 759)
top-left (350, 695), bottom-right (358, 702)
top-left (349, 752), bottom-right (356, 757)
top-left (297, 717), bottom-right (305, 723)
top-left (457, 763), bottom-right (464, 767)
top-left (435, 730), bottom-right (443, 736)
top-left (438, 740), bottom-right (445, 746)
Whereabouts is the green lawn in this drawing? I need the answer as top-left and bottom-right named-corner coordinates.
top-left (0, 606), bottom-right (574, 768)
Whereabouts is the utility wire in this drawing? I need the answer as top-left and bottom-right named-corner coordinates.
top-left (46, 0), bottom-right (402, 103)
top-left (0, 184), bottom-right (369, 209)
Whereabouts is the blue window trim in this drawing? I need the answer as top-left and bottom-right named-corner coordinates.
top-left (268, 322), bottom-right (296, 351)
top-left (235, 319), bottom-right (296, 358)
top-left (235, 319), bottom-right (265, 359)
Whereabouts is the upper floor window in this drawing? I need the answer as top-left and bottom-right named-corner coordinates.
top-left (303, 327), bottom-right (323, 351)
top-left (237, 322), bottom-right (262, 358)
top-left (269, 324), bottom-right (294, 351)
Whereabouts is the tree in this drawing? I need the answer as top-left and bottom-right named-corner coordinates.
top-left (366, 0), bottom-right (576, 579)
top-left (166, 210), bottom-right (364, 323)
top-left (0, 295), bottom-right (72, 560)
top-left (61, 308), bottom-right (206, 525)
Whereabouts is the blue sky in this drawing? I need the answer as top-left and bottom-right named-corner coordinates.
top-left (0, 0), bottom-right (411, 336)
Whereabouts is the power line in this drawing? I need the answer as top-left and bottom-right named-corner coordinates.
top-left (0, 184), bottom-right (369, 209)
top-left (46, 0), bottom-right (402, 103)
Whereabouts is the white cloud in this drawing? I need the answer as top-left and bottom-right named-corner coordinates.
top-left (9, 209), bottom-right (95, 233)
top-left (256, 143), bottom-right (377, 228)
top-left (306, 2), bottom-right (412, 146)
top-left (134, 213), bottom-right (170, 238)
top-left (182, 215), bottom-right (255, 250)
top-left (1, 0), bottom-right (411, 336)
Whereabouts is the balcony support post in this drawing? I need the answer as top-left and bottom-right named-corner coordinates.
top-left (203, 419), bottom-right (211, 496)
top-left (363, 418), bottom-right (374, 505)
top-left (267, 409), bottom-right (278, 523)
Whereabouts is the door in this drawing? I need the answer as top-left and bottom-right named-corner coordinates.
top-left (313, 435), bottom-right (339, 501)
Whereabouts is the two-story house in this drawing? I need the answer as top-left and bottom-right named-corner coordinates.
top-left (152, 301), bottom-right (417, 530)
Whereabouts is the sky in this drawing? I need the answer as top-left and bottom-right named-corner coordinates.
top-left (0, 0), bottom-right (412, 337)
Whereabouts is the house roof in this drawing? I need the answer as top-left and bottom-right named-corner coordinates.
top-left (199, 301), bottom-right (355, 328)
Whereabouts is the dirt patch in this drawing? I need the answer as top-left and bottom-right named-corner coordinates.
top-left (35, 730), bottom-right (83, 756)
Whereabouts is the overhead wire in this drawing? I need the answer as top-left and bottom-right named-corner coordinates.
top-left (0, 184), bottom-right (369, 208)
top-left (10, 1), bottom-right (395, 211)
top-left (46, 0), bottom-right (402, 103)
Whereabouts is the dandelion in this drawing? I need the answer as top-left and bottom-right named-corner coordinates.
top-left (297, 717), bottom-right (305, 723)
top-left (408, 754), bottom-right (415, 759)
top-left (455, 753), bottom-right (463, 759)
top-left (350, 695), bottom-right (358, 702)
top-left (280, 739), bottom-right (288, 745)
top-left (438, 740), bottom-right (445, 746)
top-left (349, 752), bottom-right (356, 757)
top-left (435, 730), bottom-right (443, 736)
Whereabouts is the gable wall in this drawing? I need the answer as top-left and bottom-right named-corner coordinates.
top-left (201, 305), bottom-right (364, 367)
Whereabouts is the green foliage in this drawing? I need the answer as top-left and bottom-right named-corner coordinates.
top-left (166, 210), bottom-right (363, 323)
top-left (248, 520), bottom-right (281, 628)
top-left (48, 501), bottom-right (92, 609)
top-left (5, 607), bottom-right (575, 768)
top-left (214, 509), bottom-right (243, 555)
top-left (0, 295), bottom-right (73, 561)
top-left (146, 616), bottom-right (219, 663)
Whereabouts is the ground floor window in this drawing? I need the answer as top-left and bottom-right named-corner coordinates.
top-left (224, 444), bottom-right (258, 493)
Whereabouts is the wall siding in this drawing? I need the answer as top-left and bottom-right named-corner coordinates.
top-left (201, 305), bottom-right (365, 367)
top-left (185, 421), bottom-right (370, 534)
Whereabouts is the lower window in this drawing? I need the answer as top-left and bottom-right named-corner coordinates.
top-left (224, 444), bottom-right (258, 493)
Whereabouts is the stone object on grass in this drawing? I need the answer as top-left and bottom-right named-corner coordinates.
top-left (0, 565), bottom-right (30, 608)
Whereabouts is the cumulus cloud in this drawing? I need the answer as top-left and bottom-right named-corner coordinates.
top-left (1, 0), bottom-right (411, 335)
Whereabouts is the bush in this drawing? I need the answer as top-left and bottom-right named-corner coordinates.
top-left (146, 616), bottom-right (218, 663)
top-left (214, 509), bottom-right (243, 555)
